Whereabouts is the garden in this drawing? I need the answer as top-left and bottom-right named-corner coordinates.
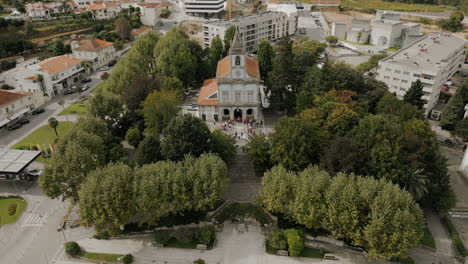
top-left (266, 228), bottom-right (330, 258)
top-left (64, 241), bottom-right (133, 263)
top-left (0, 197), bottom-right (27, 225)
top-left (154, 225), bottom-right (216, 249)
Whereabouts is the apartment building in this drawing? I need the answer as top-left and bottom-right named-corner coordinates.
top-left (376, 32), bottom-right (466, 115)
top-left (181, 0), bottom-right (226, 18)
top-left (0, 90), bottom-right (35, 129)
top-left (203, 11), bottom-right (298, 52)
top-left (87, 1), bottom-right (122, 20)
top-left (71, 38), bottom-right (116, 71)
top-left (138, 1), bottom-right (172, 27)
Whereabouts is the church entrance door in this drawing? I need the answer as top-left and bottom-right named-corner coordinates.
top-left (234, 108), bottom-right (242, 120)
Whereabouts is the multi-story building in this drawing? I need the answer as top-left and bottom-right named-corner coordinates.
top-left (73, 0), bottom-right (95, 9)
top-left (203, 11), bottom-right (298, 52)
top-left (87, 1), bottom-right (122, 20)
top-left (138, 1), bottom-right (172, 27)
top-left (0, 90), bottom-right (35, 129)
top-left (376, 32), bottom-right (466, 115)
top-left (197, 28), bottom-right (265, 121)
top-left (181, 0), bottom-right (226, 18)
top-left (71, 38), bottom-right (116, 71)
top-left (25, 2), bottom-right (64, 20)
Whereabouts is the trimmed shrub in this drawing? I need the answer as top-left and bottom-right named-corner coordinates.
top-left (268, 230), bottom-right (287, 250)
top-left (284, 229), bottom-right (304, 257)
top-left (173, 227), bottom-right (194, 243)
top-left (93, 231), bottom-right (110, 240)
top-left (8, 203), bottom-right (17, 216)
top-left (64, 241), bottom-right (81, 256)
top-left (194, 259), bottom-right (205, 264)
top-left (154, 230), bottom-right (171, 245)
top-left (122, 253), bottom-right (133, 264)
top-left (199, 225), bottom-right (215, 245)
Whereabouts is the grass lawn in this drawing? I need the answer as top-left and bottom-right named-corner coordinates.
top-left (59, 100), bottom-right (89, 116)
top-left (300, 247), bottom-right (330, 258)
top-left (340, 0), bottom-right (451, 12)
top-left (0, 198), bottom-right (27, 225)
top-left (441, 216), bottom-right (468, 256)
top-left (420, 227), bottom-right (436, 249)
top-left (386, 48), bottom-right (400, 52)
top-left (12, 122), bottom-right (75, 150)
top-left (79, 251), bottom-right (123, 262)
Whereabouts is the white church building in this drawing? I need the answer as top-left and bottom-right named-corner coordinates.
top-left (197, 28), bottom-right (266, 121)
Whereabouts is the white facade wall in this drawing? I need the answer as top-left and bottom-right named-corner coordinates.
top-left (370, 21), bottom-right (403, 48)
top-left (461, 148), bottom-right (468, 178)
top-left (332, 22), bottom-right (346, 39)
top-left (91, 6), bottom-right (121, 20)
top-left (74, 0), bottom-right (95, 9)
top-left (72, 45), bottom-right (116, 70)
top-left (183, 0), bottom-right (226, 17)
top-left (376, 40), bottom-right (465, 115)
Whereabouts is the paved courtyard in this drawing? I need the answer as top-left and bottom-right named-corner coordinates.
top-left (70, 223), bottom-right (376, 264)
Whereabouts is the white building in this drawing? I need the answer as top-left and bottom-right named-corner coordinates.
top-left (1, 55), bottom-right (85, 99)
top-left (203, 11), bottom-right (298, 52)
top-left (197, 29), bottom-right (265, 121)
top-left (138, 1), bottom-right (171, 27)
top-left (71, 38), bottom-right (116, 71)
top-left (461, 144), bottom-right (468, 178)
top-left (25, 2), bottom-right (64, 20)
top-left (0, 90), bottom-right (35, 129)
top-left (87, 1), bottom-right (122, 20)
top-left (73, 0), bottom-right (95, 9)
top-left (181, 0), bottom-right (225, 18)
top-left (376, 32), bottom-right (466, 115)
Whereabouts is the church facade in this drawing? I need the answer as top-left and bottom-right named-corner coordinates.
top-left (197, 28), bottom-right (265, 121)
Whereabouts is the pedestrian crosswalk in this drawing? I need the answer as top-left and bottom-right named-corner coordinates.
top-left (21, 213), bottom-right (46, 227)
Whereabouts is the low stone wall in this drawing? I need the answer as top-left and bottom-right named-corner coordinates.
top-left (305, 234), bottom-right (344, 247)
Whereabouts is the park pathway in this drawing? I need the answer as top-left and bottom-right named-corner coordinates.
top-left (223, 148), bottom-right (260, 202)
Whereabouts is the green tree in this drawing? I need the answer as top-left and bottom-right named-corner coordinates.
top-left (143, 89), bottom-right (180, 136)
top-left (290, 166), bottom-right (330, 229)
top-left (320, 136), bottom-right (365, 175)
top-left (363, 183), bottom-right (424, 260)
top-left (403, 79), bottom-right (425, 110)
top-left (135, 136), bottom-right (162, 165)
top-left (209, 35), bottom-right (224, 76)
top-left (89, 93), bottom-right (126, 134)
top-left (122, 76), bottom-right (159, 114)
top-left (269, 116), bottom-right (327, 171)
top-left (268, 230), bottom-right (287, 250)
top-left (454, 118), bottom-right (468, 142)
top-left (296, 66), bottom-right (323, 113)
top-left (292, 37), bottom-right (326, 68)
top-left (441, 82), bottom-right (468, 130)
top-left (160, 75), bottom-right (184, 97)
top-left (115, 17), bottom-right (131, 40)
top-left (211, 129), bottom-right (236, 163)
top-left (283, 229), bottom-right (304, 257)
top-left (244, 133), bottom-right (272, 173)
top-left (125, 127), bottom-right (143, 147)
top-left (376, 93), bottom-right (422, 122)
top-left (355, 54), bottom-right (388, 74)
top-left (39, 129), bottom-right (105, 202)
top-left (258, 165), bottom-right (296, 214)
top-left (257, 40), bottom-right (274, 81)
top-left (53, 40), bottom-right (68, 56)
top-left (64, 242), bottom-right (80, 256)
top-left (267, 36), bottom-right (296, 112)
top-left (79, 163), bottom-right (135, 233)
top-left (48, 117), bottom-right (59, 136)
top-left (161, 114), bottom-right (214, 161)
top-left (223, 25), bottom-right (236, 55)
top-left (399, 168), bottom-right (428, 201)
top-left (24, 21), bottom-right (35, 38)
top-left (323, 174), bottom-right (361, 240)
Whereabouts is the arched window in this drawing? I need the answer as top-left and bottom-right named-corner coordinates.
top-left (235, 56), bottom-right (240, 66)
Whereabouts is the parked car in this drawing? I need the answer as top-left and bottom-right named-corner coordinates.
top-left (82, 84), bottom-right (90, 91)
top-left (18, 118), bottom-right (30, 125)
top-left (26, 168), bottom-right (43, 177)
top-left (63, 88), bottom-right (76, 95)
top-left (108, 60), bottom-right (117, 67)
top-left (32, 108), bottom-right (45, 115)
top-left (8, 122), bottom-right (22, 130)
top-left (81, 78), bottom-right (92, 83)
top-left (100, 66), bottom-right (109, 71)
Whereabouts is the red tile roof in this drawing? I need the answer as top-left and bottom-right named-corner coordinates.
top-left (36, 56), bottom-right (83, 75)
top-left (0, 91), bottom-right (31, 107)
top-left (216, 56), bottom-right (260, 80)
top-left (197, 79), bottom-right (219, 106)
top-left (87, 3), bottom-right (106, 10)
top-left (73, 39), bottom-right (114, 52)
top-left (131, 26), bottom-right (151, 35)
